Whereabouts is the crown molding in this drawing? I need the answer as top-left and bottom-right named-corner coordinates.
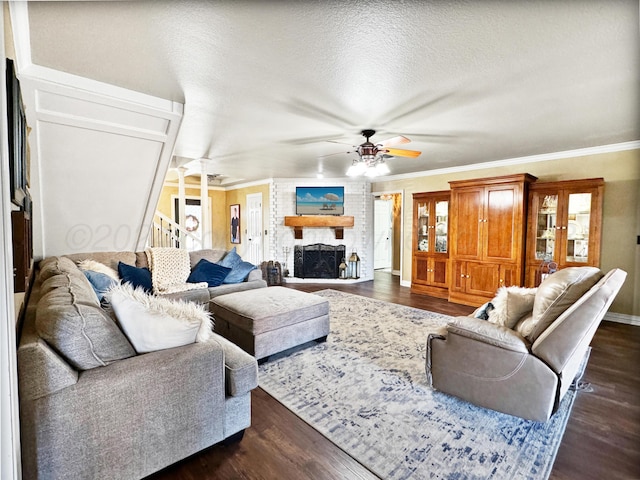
top-left (374, 140), bottom-right (640, 183)
top-left (162, 181), bottom-right (225, 192)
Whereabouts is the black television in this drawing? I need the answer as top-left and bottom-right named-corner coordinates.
top-left (296, 186), bottom-right (344, 215)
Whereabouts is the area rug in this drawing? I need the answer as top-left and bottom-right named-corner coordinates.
top-left (258, 290), bottom-right (579, 480)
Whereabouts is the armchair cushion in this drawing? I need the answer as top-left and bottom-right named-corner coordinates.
top-left (528, 267), bottom-right (603, 341)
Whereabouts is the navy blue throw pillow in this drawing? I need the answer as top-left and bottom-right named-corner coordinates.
top-left (117, 262), bottom-right (153, 293)
top-left (188, 259), bottom-right (231, 287)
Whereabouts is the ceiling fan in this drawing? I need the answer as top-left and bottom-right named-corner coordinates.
top-left (343, 129), bottom-right (421, 177)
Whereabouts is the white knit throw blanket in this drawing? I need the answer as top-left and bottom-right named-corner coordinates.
top-left (145, 247), bottom-right (208, 295)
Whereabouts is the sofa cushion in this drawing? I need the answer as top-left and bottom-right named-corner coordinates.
top-left (527, 267), bottom-right (603, 342)
top-left (118, 262), bottom-right (153, 293)
top-left (487, 286), bottom-right (537, 329)
top-left (64, 251), bottom-right (137, 271)
top-left (39, 256), bottom-right (80, 281)
top-left (108, 284), bottom-right (213, 354)
top-left (36, 296), bottom-right (136, 370)
top-left (40, 273), bottom-right (102, 307)
top-left (188, 259), bottom-right (231, 287)
top-left (189, 249), bottom-right (227, 269)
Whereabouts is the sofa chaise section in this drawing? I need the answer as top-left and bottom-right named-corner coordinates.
top-left (18, 256), bottom-right (259, 480)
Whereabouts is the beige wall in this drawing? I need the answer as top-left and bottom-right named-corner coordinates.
top-left (224, 183), bottom-right (270, 253)
top-left (372, 149), bottom-right (640, 317)
top-left (156, 185), bottom-right (227, 249)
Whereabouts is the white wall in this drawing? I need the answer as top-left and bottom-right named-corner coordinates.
top-left (269, 178), bottom-right (373, 280)
top-left (19, 75), bottom-right (183, 258)
top-left (1, 6), bottom-right (21, 479)
top-left (9, 2), bottom-right (183, 259)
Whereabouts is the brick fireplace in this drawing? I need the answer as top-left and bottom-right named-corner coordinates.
top-left (294, 244), bottom-right (346, 279)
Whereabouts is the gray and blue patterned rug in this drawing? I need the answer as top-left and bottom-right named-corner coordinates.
top-left (259, 290), bottom-right (578, 480)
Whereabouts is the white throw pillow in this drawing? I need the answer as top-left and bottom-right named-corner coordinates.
top-left (107, 283), bottom-right (212, 353)
top-left (488, 286), bottom-right (537, 329)
top-left (77, 259), bottom-right (120, 281)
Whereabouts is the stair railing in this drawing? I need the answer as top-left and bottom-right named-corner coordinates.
top-left (149, 211), bottom-right (203, 250)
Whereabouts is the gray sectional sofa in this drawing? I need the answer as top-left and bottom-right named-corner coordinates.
top-left (18, 249), bottom-right (264, 480)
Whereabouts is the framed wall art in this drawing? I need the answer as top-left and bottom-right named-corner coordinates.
top-left (6, 58), bottom-right (28, 208)
top-left (230, 204), bottom-right (240, 244)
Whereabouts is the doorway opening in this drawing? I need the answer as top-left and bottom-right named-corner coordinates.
top-left (373, 191), bottom-right (403, 278)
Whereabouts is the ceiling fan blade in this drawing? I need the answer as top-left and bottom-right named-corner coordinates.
top-left (384, 148), bottom-right (421, 158)
top-left (378, 135), bottom-right (411, 148)
top-left (318, 150), bottom-right (354, 159)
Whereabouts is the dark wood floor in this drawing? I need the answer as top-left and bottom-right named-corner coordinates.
top-left (148, 272), bottom-right (640, 480)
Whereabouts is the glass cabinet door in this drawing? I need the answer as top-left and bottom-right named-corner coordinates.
top-left (434, 200), bottom-right (448, 253)
top-left (533, 193), bottom-right (558, 261)
top-left (417, 200), bottom-right (430, 252)
top-left (565, 192), bottom-right (591, 263)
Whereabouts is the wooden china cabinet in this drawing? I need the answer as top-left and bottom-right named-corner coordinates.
top-left (448, 173), bottom-right (537, 306)
top-left (524, 178), bottom-right (604, 287)
top-left (411, 191), bottom-right (450, 299)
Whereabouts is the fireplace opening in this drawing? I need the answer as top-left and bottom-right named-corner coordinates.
top-left (294, 244), bottom-right (346, 279)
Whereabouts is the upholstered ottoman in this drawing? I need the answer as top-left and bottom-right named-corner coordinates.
top-left (210, 286), bottom-right (330, 361)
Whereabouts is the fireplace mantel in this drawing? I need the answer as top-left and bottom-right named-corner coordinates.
top-left (284, 215), bottom-right (354, 239)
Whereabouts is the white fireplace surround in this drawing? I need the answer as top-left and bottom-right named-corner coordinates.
top-left (269, 179), bottom-right (372, 283)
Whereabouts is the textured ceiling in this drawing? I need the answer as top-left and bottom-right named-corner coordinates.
top-left (26, 0), bottom-right (640, 185)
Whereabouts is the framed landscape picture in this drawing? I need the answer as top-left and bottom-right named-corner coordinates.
top-left (230, 204), bottom-right (240, 244)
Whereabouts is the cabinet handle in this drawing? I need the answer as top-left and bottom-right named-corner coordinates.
top-left (499, 279), bottom-right (504, 283)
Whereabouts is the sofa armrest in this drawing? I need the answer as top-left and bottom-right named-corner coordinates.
top-left (447, 317), bottom-right (531, 353)
top-left (21, 341), bottom-right (227, 480)
top-left (209, 333), bottom-right (258, 397)
top-left (247, 269), bottom-right (263, 282)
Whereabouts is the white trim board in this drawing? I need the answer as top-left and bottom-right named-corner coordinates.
top-left (373, 140), bottom-right (640, 183)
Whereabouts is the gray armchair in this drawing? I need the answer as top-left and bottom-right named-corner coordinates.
top-left (427, 267), bottom-right (627, 421)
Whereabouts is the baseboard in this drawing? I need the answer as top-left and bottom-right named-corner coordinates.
top-left (392, 269), bottom-right (400, 276)
top-left (604, 312), bottom-right (640, 327)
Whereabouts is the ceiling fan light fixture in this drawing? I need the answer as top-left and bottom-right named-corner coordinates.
top-left (374, 161), bottom-right (390, 176)
top-left (346, 160), bottom-right (367, 177)
top-left (363, 160), bottom-right (390, 177)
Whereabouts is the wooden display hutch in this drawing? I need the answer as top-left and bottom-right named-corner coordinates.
top-left (448, 173), bottom-right (537, 306)
top-left (411, 191), bottom-right (450, 299)
top-left (524, 178), bottom-right (604, 287)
